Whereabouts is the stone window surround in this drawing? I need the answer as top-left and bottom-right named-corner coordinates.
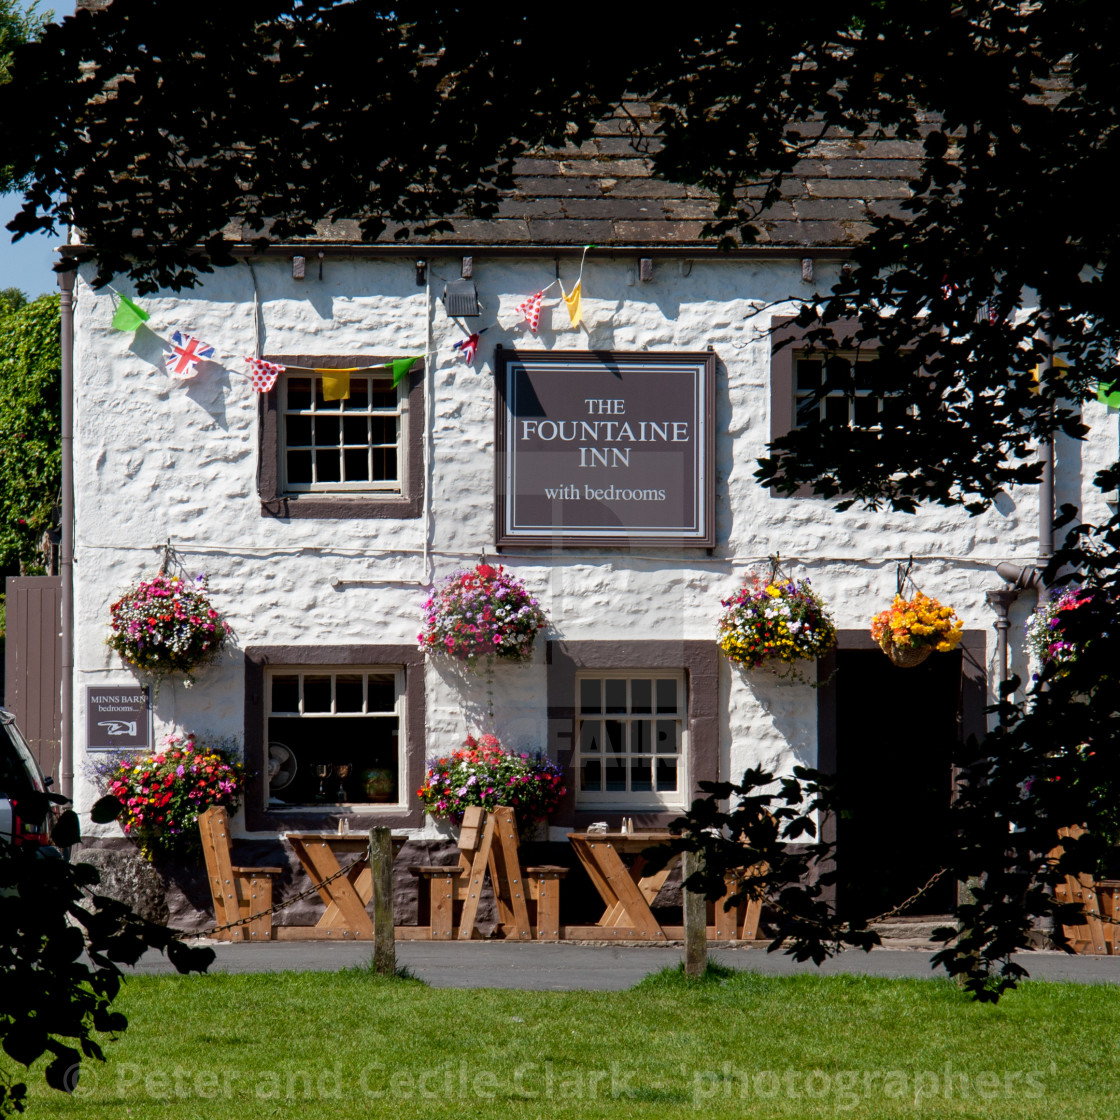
top-left (546, 639), bottom-right (719, 829)
top-left (243, 644), bottom-right (426, 831)
top-left (257, 355), bottom-right (424, 520)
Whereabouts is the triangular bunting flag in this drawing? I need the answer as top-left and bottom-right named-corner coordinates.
top-left (516, 290), bottom-right (544, 333)
top-left (245, 357), bottom-right (284, 393)
top-left (165, 331), bottom-right (214, 379)
top-left (1099, 378), bottom-right (1120, 408)
top-left (563, 280), bottom-right (582, 327)
top-left (388, 355), bottom-right (423, 388)
top-left (453, 333), bottom-right (480, 364)
top-left (112, 295), bottom-right (150, 332)
top-left (319, 369), bottom-right (351, 401)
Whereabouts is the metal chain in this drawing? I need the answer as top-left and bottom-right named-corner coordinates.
top-left (172, 851), bottom-right (370, 941)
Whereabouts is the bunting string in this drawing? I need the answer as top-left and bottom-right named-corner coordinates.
top-left (104, 244), bottom-right (597, 390)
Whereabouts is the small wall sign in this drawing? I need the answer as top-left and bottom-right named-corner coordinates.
top-left (495, 350), bottom-right (716, 547)
top-left (86, 686), bottom-right (151, 752)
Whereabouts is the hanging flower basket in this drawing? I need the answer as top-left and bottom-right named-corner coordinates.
top-left (1024, 585), bottom-right (1095, 676)
top-left (107, 572), bottom-right (232, 684)
top-left (417, 734), bottom-right (567, 831)
top-left (717, 575), bottom-right (837, 670)
top-left (870, 591), bottom-right (964, 668)
top-left (98, 732), bottom-right (245, 862)
top-left (418, 562), bottom-right (549, 668)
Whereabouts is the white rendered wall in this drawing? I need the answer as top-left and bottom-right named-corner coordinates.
top-left (70, 255), bottom-right (1118, 837)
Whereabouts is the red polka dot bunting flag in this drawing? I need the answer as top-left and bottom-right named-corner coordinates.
top-left (515, 290), bottom-right (544, 333)
top-left (245, 357), bottom-right (285, 392)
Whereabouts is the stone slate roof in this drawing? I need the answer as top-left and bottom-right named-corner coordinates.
top-left (318, 100), bottom-right (923, 251)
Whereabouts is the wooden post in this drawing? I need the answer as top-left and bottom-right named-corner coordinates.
top-left (682, 850), bottom-right (707, 980)
top-left (370, 828), bottom-right (396, 975)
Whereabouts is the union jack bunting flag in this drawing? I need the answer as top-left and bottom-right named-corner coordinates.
top-left (245, 357), bottom-right (285, 392)
top-left (453, 332), bottom-right (480, 364)
top-left (515, 290), bottom-right (544, 333)
top-left (165, 331), bottom-right (214, 378)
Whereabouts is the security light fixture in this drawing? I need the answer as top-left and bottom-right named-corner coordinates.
top-left (443, 278), bottom-right (481, 317)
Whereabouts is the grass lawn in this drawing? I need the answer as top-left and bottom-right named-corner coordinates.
top-left (15, 964), bottom-right (1119, 1119)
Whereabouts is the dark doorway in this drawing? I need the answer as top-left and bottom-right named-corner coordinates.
top-left (834, 649), bottom-right (959, 920)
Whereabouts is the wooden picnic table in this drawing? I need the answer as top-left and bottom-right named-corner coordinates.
top-left (277, 831), bottom-right (406, 940)
top-left (566, 831), bottom-right (678, 940)
top-left (566, 830), bottom-right (767, 942)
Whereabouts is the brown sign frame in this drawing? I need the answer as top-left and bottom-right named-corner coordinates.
top-left (495, 349), bottom-right (716, 549)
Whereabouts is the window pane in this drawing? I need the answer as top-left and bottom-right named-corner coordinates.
top-left (604, 758), bottom-right (626, 792)
top-left (316, 449), bottom-right (342, 482)
top-left (335, 674), bottom-right (363, 713)
top-left (344, 448), bottom-right (370, 482)
top-left (314, 415), bottom-right (341, 446)
top-left (343, 416), bottom-right (369, 444)
top-left (824, 395), bottom-right (849, 425)
top-left (303, 676), bottom-right (332, 712)
top-left (605, 720), bottom-right (624, 755)
top-left (285, 415), bottom-right (312, 446)
top-left (631, 719), bottom-right (651, 754)
top-left (372, 448), bottom-right (397, 481)
top-left (287, 450), bottom-right (312, 483)
top-left (369, 384), bottom-right (396, 409)
top-left (314, 378), bottom-right (333, 408)
top-left (580, 721), bottom-right (601, 754)
top-left (271, 675), bottom-right (299, 714)
top-left (581, 758), bottom-right (601, 792)
top-left (345, 380), bottom-right (369, 410)
top-left (853, 396), bottom-right (879, 427)
top-left (796, 359), bottom-right (822, 390)
top-left (371, 417), bottom-right (396, 446)
top-left (604, 679), bottom-right (626, 714)
top-left (630, 757), bottom-right (652, 792)
top-left (579, 679), bottom-right (601, 715)
top-left (630, 679), bottom-right (652, 714)
top-left (367, 674), bottom-right (395, 712)
top-left (655, 757), bottom-right (678, 792)
top-left (656, 720), bottom-right (677, 753)
top-left (853, 360), bottom-right (875, 391)
top-left (287, 377), bottom-right (312, 410)
top-left (655, 679), bottom-right (678, 714)
top-left (795, 397), bottom-right (818, 427)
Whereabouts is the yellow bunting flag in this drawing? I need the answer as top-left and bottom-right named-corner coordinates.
top-left (563, 280), bottom-right (582, 327)
top-left (318, 369), bottom-right (351, 401)
top-left (1029, 354), bottom-right (1068, 395)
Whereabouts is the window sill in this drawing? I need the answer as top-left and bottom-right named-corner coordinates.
top-left (260, 493), bottom-right (422, 520)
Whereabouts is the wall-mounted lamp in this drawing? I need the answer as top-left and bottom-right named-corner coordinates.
top-left (415, 259), bottom-right (427, 286)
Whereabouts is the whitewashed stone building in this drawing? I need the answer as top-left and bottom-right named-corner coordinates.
top-left (61, 104), bottom-right (1116, 921)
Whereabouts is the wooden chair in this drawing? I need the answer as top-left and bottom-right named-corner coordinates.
top-left (198, 806), bottom-right (283, 941)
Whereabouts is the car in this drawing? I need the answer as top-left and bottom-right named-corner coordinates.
top-left (0, 706), bottom-right (58, 848)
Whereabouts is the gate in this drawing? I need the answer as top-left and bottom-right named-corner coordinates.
top-left (3, 576), bottom-right (63, 783)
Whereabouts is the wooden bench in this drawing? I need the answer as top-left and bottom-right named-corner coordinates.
top-left (198, 806), bottom-right (283, 941)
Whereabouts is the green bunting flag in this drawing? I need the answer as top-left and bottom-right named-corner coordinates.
top-left (388, 355), bottom-right (423, 387)
top-left (111, 295), bottom-right (150, 332)
top-left (1099, 379), bottom-right (1120, 408)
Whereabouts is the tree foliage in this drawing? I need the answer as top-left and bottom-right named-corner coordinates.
top-left (0, 796), bottom-right (213, 1116)
top-left (1, 1), bottom-right (1119, 996)
top-left (0, 293), bottom-right (60, 574)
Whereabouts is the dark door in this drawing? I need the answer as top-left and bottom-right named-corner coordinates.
top-left (834, 648), bottom-right (959, 920)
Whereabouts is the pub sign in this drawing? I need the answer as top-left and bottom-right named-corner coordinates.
top-left (86, 686), bottom-right (151, 752)
top-left (495, 350), bottom-right (716, 547)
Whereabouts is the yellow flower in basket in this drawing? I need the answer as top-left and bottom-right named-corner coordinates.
top-left (870, 591), bottom-right (963, 667)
